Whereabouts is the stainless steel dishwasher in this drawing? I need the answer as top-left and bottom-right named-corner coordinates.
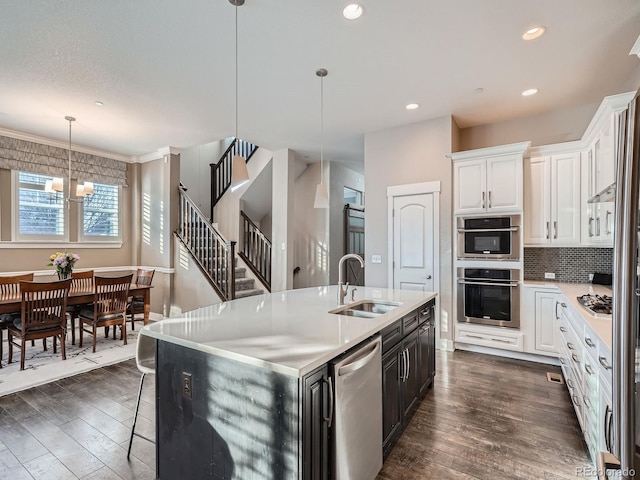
top-left (330, 336), bottom-right (382, 480)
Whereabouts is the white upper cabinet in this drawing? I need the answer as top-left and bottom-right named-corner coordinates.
top-left (451, 142), bottom-right (529, 216)
top-left (524, 151), bottom-right (581, 246)
top-left (580, 92), bottom-right (633, 246)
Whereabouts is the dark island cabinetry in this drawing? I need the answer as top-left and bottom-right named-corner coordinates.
top-left (381, 299), bottom-right (436, 458)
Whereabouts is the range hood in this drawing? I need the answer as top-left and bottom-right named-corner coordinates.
top-left (588, 183), bottom-right (616, 203)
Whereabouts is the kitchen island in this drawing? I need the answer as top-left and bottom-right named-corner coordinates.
top-left (141, 285), bottom-right (437, 480)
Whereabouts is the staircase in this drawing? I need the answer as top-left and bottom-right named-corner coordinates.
top-left (177, 185), bottom-right (264, 301)
top-left (210, 138), bottom-right (258, 220)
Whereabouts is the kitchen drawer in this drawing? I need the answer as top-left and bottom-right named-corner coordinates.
top-left (456, 327), bottom-right (524, 352)
top-left (381, 319), bottom-right (403, 354)
top-left (402, 311), bottom-right (420, 335)
top-left (597, 344), bottom-right (613, 381)
top-left (417, 302), bottom-right (433, 325)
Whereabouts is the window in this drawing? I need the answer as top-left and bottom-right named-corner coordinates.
top-left (15, 172), bottom-right (66, 240)
top-left (344, 186), bottom-right (364, 206)
top-left (81, 183), bottom-right (120, 240)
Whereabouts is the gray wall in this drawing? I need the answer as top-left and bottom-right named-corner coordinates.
top-left (179, 139), bottom-right (226, 217)
top-left (364, 115), bottom-right (458, 342)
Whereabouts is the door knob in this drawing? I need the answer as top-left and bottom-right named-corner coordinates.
top-left (426, 275), bottom-right (432, 279)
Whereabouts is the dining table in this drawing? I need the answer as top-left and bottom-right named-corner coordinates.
top-left (0, 283), bottom-right (153, 324)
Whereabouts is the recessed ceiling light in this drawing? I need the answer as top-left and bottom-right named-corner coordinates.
top-left (95, 100), bottom-right (104, 107)
top-left (343, 4), bottom-right (364, 20)
top-left (406, 103), bottom-right (419, 110)
top-left (522, 26), bottom-right (546, 40)
top-left (522, 88), bottom-right (538, 97)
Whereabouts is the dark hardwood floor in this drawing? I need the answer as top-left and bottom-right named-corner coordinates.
top-left (0, 350), bottom-right (592, 479)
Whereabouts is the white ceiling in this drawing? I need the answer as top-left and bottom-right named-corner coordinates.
top-left (1, 0), bottom-right (639, 170)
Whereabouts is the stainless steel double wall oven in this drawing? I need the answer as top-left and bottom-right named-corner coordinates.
top-left (456, 214), bottom-right (521, 329)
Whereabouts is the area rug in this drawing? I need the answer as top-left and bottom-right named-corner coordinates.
top-left (0, 327), bottom-right (139, 397)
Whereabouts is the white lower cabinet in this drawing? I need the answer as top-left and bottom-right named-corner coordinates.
top-left (554, 298), bottom-right (613, 464)
top-left (534, 291), bottom-right (562, 354)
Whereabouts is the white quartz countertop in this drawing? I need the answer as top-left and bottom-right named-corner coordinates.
top-left (141, 286), bottom-right (437, 377)
top-left (522, 280), bottom-right (612, 351)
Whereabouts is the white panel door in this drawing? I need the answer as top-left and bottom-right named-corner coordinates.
top-left (486, 154), bottom-right (522, 213)
top-left (534, 291), bottom-right (561, 353)
top-left (551, 152), bottom-right (581, 245)
top-left (524, 156), bottom-right (551, 245)
top-left (393, 194), bottom-right (434, 291)
top-left (453, 159), bottom-right (486, 214)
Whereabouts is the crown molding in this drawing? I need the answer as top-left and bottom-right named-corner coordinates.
top-left (448, 141), bottom-right (531, 161)
top-left (0, 126), bottom-right (134, 163)
top-left (136, 146), bottom-right (182, 163)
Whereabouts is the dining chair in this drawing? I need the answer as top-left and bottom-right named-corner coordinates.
top-left (0, 273), bottom-right (35, 368)
top-left (7, 279), bottom-right (72, 371)
top-left (126, 268), bottom-right (155, 330)
top-left (79, 274), bottom-right (133, 353)
top-left (127, 332), bottom-right (156, 460)
top-left (67, 270), bottom-right (95, 345)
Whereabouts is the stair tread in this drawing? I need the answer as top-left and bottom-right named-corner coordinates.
top-left (235, 288), bottom-right (264, 299)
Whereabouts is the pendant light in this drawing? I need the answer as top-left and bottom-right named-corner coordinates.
top-left (45, 116), bottom-right (94, 203)
top-left (229, 0), bottom-right (250, 192)
top-left (313, 68), bottom-right (329, 209)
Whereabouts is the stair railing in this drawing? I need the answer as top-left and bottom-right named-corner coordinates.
top-left (238, 210), bottom-right (271, 292)
top-left (177, 186), bottom-right (236, 300)
top-left (210, 138), bottom-right (258, 219)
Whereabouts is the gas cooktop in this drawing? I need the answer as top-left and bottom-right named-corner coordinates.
top-left (576, 294), bottom-right (613, 318)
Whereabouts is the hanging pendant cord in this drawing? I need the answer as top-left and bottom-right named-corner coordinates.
top-left (68, 118), bottom-right (72, 199)
top-left (235, 3), bottom-right (239, 140)
top-left (320, 74), bottom-right (324, 185)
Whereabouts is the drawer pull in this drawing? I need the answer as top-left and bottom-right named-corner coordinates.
top-left (585, 364), bottom-right (595, 375)
top-left (559, 326), bottom-right (567, 333)
top-left (464, 334), bottom-right (484, 340)
top-left (559, 358), bottom-right (566, 365)
top-left (566, 378), bottom-right (574, 389)
top-left (567, 342), bottom-right (576, 350)
top-left (572, 394), bottom-right (582, 407)
top-left (599, 356), bottom-right (612, 370)
top-left (571, 353), bottom-right (580, 363)
top-left (490, 337), bottom-right (512, 344)
top-left (585, 337), bottom-right (595, 348)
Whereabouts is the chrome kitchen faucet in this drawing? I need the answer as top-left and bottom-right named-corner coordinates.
top-left (337, 253), bottom-right (364, 305)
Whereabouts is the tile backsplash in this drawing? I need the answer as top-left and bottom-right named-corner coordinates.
top-left (524, 247), bottom-right (613, 283)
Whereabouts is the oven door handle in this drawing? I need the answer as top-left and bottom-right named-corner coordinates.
top-left (457, 280), bottom-right (519, 287)
top-left (456, 227), bottom-right (519, 233)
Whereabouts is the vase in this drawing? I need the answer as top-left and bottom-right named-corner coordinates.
top-left (58, 270), bottom-right (72, 280)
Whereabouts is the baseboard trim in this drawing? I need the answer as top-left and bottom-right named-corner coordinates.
top-left (454, 342), bottom-right (561, 366)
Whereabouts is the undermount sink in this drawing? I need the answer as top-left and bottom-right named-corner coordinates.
top-left (329, 300), bottom-right (401, 318)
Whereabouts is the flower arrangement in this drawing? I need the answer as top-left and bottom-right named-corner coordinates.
top-left (48, 251), bottom-right (80, 279)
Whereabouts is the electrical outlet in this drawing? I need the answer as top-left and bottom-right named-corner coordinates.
top-left (372, 254), bottom-right (382, 264)
top-left (182, 372), bottom-right (192, 399)
top-left (588, 273), bottom-right (594, 282)
top-left (544, 272), bottom-right (556, 280)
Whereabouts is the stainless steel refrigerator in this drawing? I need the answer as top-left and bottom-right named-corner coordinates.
top-left (598, 88), bottom-right (640, 479)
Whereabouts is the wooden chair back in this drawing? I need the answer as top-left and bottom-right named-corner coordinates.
top-left (19, 279), bottom-right (71, 334)
top-left (94, 274), bottom-right (133, 319)
top-left (0, 273), bottom-right (34, 297)
top-left (70, 270), bottom-right (94, 293)
top-left (134, 269), bottom-right (155, 287)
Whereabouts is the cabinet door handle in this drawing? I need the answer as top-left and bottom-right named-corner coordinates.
top-left (585, 337), bottom-right (595, 348)
top-left (567, 342), bottom-right (575, 350)
top-left (588, 217), bottom-right (594, 237)
top-left (561, 303), bottom-right (567, 308)
top-left (606, 210), bottom-right (612, 235)
top-left (606, 405), bottom-right (614, 452)
top-left (546, 221), bottom-right (550, 239)
top-left (403, 349), bottom-right (409, 382)
top-left (555, 301), bottom-right (560, 320)
top-left (482, 191), bottom-right (485, 209)
top-left (323, 377), bottom-right (334, 428)
top-left (488, 190), bottom-right (492, 208)
top-left (405, 349), bottom-right (410, 380)
top-left (596, 217), bottom-right (601, 236)
top-left (585, 364), bottom-right (595, 375)
top-left (599, 356), bottom-right (612, 370)
top-left (559, 326), bottom-right (567, 333)
top-left (571, 353), bottom-right (580, 363)
top-left (554, 221), bottom-right (558, 239)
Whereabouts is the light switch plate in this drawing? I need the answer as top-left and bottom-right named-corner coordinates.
top-left (372, 254), bottom-right (382, 264)
top-left (544, 272), bottom-right (556, 279)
